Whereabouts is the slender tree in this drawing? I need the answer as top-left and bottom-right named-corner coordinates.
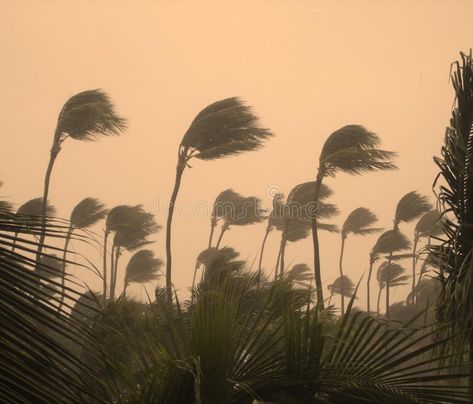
top-left (312, 125), bottom-right (396, 308)
top-left (123, 250), bottom-right (163, 297)
top-left (376, 261), bottom-right (408, 315)
top-left (327, 275), bottom-right (355, 309)
top-left (37, 90), bottom-right (126, 263)
top-left (367, 229), bottom-right (410, 313)
top-left (165, 97), bottom-right (272, 301)
top-left (410, 209), bottom-right (442, 303)
top-left (338, 207), bottom-right (381, 314)
top-left (58, 198), bottom-right (108, 312)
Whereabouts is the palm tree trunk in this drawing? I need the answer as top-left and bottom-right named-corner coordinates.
top-left (339, 236), bottom-right (346, 315)
top-left (165, 155), bottom-right (186, 303)
top-left (311, 176), bottom-right (325, 309)
top-left (191, 264), bottom-right (200, 301)
top-left (366, 257), bottom-right (374, 313)
top-left (111, 245), bottom-right (121, 300)
top-left (279, 236), bottom-right (287, 275)
top-left (123, 283), bottom-right (128, 299)
top-left (37, 143), bottom-right (60, 266)
top-left (102, 230), bottom-right (109, 305)
top-left (377, 287), bottom-right (382, 315)
top-left (274, 240), bottom-right (283, 280)
top-left (208, 220), bottom-right (216, 248)
top-left (257, 228), bottom-right (270, 287)
top-left (215, 225), bottom-right (227, 250)
top-left (411, 236), bottom-right (419, 304)
top-left (58, 225), bottom-right (73, 313)
top-left (328, 288), bottom-right (334, 306)
top-left (386, 253), bottom-right (392, 318)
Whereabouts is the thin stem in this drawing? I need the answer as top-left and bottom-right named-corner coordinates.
top-left (339, 236), bottom-right (346, 315)
top-left (102, 230), bottom-right (109, 305)
top-left (208, 219), bottom-right (216, 248)
top-left (58, 225), bottom-right (74, 313)
top-left (279, 235), bottom-right (287, 275)
top-left (257, 228), bottom-right (270, 287)
top-left (311, 175), bottom-right (324, 309)
top-left (366, 256), bottom-right (374, 313)
top-left (386, 252), bottom-right (393, 319)
top-left (377, 287), bottom-right (382, 315)
top-left (411, 235), bottom-right (419, 304)
top-left (215, 224), bottom-right (227, 250)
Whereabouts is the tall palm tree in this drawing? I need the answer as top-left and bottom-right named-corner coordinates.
top-left (213, 194), bottom-right (266, 249)
top-left (384, 191), bottom-right (431, 316)
top-left (327, 275), bottom-right (355, 308)
top-left (123, 250), bottom-right (163, 297)
top-left (12, 197), bottom-right (56, 252)
top-left (410, 209), bottom-right (442, 303)
top-left (376, 261), bottom-right (408, 315)
top-left (367, 229), bottom-right (410, 313)
top-left (103, 205), bottom-right (159, 303)
top-left (37, 90), bottom-right (126, 263)
top-left (338, 207), bottom-right (381, 314)
top-left (58, 198), bottom-right (108, 311)
top-left (276, 182), bottom-right (338, 276)
top-left (312, 125), bottom-right (396, 308)
top-left (165, 97), bottom-right (272, 301)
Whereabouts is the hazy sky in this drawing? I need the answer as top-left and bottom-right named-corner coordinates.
top-left (1, 0), bottom-right (472, 308)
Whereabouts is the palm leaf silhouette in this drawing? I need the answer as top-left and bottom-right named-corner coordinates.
top-left (394, 191), bottom-right (432, 227)
top-left (376, 261), bottom-right (408, 315)
top-left (123, 250), bottom-right (163, 296)
top-left (165, 98), bottom-right (272, 301)
top-left (312, 125), bottom-right (397, 308)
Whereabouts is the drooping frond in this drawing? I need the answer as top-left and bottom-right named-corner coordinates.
top-left (228, 196), bottom-right (266, 226)
top-left (70, 197), bottom-right (108, 229)
top-left (197, 247), bottom-right (246, 283)
top-left (376, 261), bottom-right (409, 288)
top-left (415, 209), bottom-right (443, 238)
top-left (16, 197), bottom-right (56, 218)
top-left (211, 189), bottom-right (243, 221)
top-left (124, 250), bottom-right (163, 287)
top-left (394, 191), bottom-right (432, 226)
top-left (286, 263), bottom-right (312, 284)
top-left (182, 97), bottom-right (273, 160)
top-left (319, 125), bottom-right (397, 177)
top-left (341, 207), bottom-right (382, 238)
top-left (55, 89), bottom-right (126, 141)
top-left (372, 229), bottom-right (411, 258)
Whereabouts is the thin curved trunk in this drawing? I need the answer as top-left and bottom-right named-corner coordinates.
top-left (191, 264), bottom-right (200, 302)
top-left (111, 244), bottom-right (121, 300)
top-left (37, 145), bottom-right (60, 266)
top-left (123, 283), bottom-right (128, 299)
top-left (257, 228), bottom-right (270, 287)
top-left (165, 154), bottom-right (186, 303)
top-left (339, 236), bottom-right (346, 315)
top-left (274, 239), bottom-right (283, 280)
top-left (11, 231), bottom-right (18, 252)
top-left (411, 236), bottom-right (419, 304)
top-left (328, 288), bottom-right (334, 306)
top-left (279, 236), bottom-right (287, 275)
top-left (208, 220), bottom-right (216, 248)
top-left (311, 175), bottom-right (324, 309)
top-left (58, 225), bottom-right (74, 313)
top-left (215, 225), bottom-right (227, 250)
top-left (366, 257), bottom-right (374, 313)
top-left (102, 230), bottom-right (109, 305)
top-left (377, 287), bottom-right (382, 315)
top-left (386, 252), bottom-right (393, 319)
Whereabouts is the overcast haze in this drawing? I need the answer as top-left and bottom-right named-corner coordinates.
top-left (1, 0), bottom-right (472, 307)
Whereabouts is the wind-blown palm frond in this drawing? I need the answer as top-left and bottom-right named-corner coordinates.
top-left (341, 207), bottom-right (381, 238)
top-left (124, 250), bottom-right (163, 292)
top-left (377, 262), bottom-right (409, 288)
top-left (55, 89), bottom-right (126, 141)
top-left (197, 247), bottom-right (246, 284)
top-left (328, 275), bottom-right (356, 298)
top-left (394, 191), bottom-right (432, 226)
top-left (415, 209), bottom-right (443, 238)
top-left (372, 229), bottom-right (411, 257)
top-left (70, 197), bottom-right (108, 229)
top-left (16, 197), bottom-right (56, 221)
top-left (286, 263), bottom-right (313, 284)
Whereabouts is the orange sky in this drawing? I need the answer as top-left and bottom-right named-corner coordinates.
top-left (1, 0), bottom-right (472, 309)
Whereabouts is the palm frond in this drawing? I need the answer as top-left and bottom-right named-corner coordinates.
top-left (70, 197), bottom-right (108, 229)
top-left (394, 191), bottom-right (432, 225)
top-left (415, 209), bottom-right (443, 238)
top-left (377, 261), bottom-right (408, 288)
top-left (342, 207), bottom-right (381, 238)
top-left (328, 275), bottom-right (356, 297)
top-left (372, 229), bottom-right (411, 257)
top-left (124, 250), bottom-right (163, 287)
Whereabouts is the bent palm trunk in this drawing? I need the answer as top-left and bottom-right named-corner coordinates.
top-left (339, 236), bottom-right (346, 315)
top-left (58, 225), bottom-right (73, 313)
top-left (311, 176), bottom-right (325, 309)
top-left (257, 228), bottom-right (270, 287)
top-left (366, 258), bottom-right (374, 313)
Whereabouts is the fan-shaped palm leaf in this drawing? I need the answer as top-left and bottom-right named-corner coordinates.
top-left (165, 98), bottom-right (272, 302)
top-left (286, 263), bottom-right (312, 285)
top-left (312, 125), bottom-right (397, 308)
top-left (327, 275), bottom-right (355, 309)
top-left (376, 261), bottom-right (408, 315)
top-left (123, 250), bottom-right (163, 296)
top-left (394, 191), bottom-right (432, 227)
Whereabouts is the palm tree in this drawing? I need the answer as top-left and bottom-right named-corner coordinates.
top-left (12, 197), bottom-right (56, 252)
top-left (103, 205), bottom-right (159, 303)
top-left (312, 125), bottom-right (396, 308)
top-left (58, 198), bottom-right (108, 312)
top-left (208, 189), bottom-right (241, 248)
top-left (123, 250), bottom-right (163, 297)
top-left (165, 97), bottom-right (272, 301)
top-left (276, 182), bottom-right (338, 277)
top-left (384, 191), bottom-right (431, 316)
top-left (213, 194), bottom-right (266, 249)
top-left (285, 263), bottom-right (313, 286)
top-left (327, 275), bottom-right (355, 308)
top-left (410, 209), bottom-right (442, 303)
top-left (338, 207), bottom-right (381, 314)
top-left (367, 229), bottom-right (410, 313)
top-left (37, 90), bottom-right (126, 263)
top-left (376, 261), bottom-right (408, 315)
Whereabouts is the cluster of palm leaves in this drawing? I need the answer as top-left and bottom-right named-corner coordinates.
top-left (1, 51), bottom-right (473, 401)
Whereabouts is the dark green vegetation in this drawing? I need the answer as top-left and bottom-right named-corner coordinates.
top-left (1, 52), bottom-right (473, 402)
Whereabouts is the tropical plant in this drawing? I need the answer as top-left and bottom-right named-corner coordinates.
top-left (338, 207), bottom-right (381, 314)
top-left (327, 274), bottom-right (355, 307)
top-left (165, 97), bottom-right (272, 301)
top-left (59, 197), bottom-right (108, 311)
top-left (123, 250), bottom-right (163, 297)
top-left (37, 90), bottom-right (126, 263)
top-left (312, 125), bottom-right (396, 308)
top-left (410, 209), bottom-right (442, 303)
top-left (367, 229), bottom-right (410, 313)
top-left (285, 263), bottom-right (313, 286)
top-left (376, 261), bottom-right (409, 315)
